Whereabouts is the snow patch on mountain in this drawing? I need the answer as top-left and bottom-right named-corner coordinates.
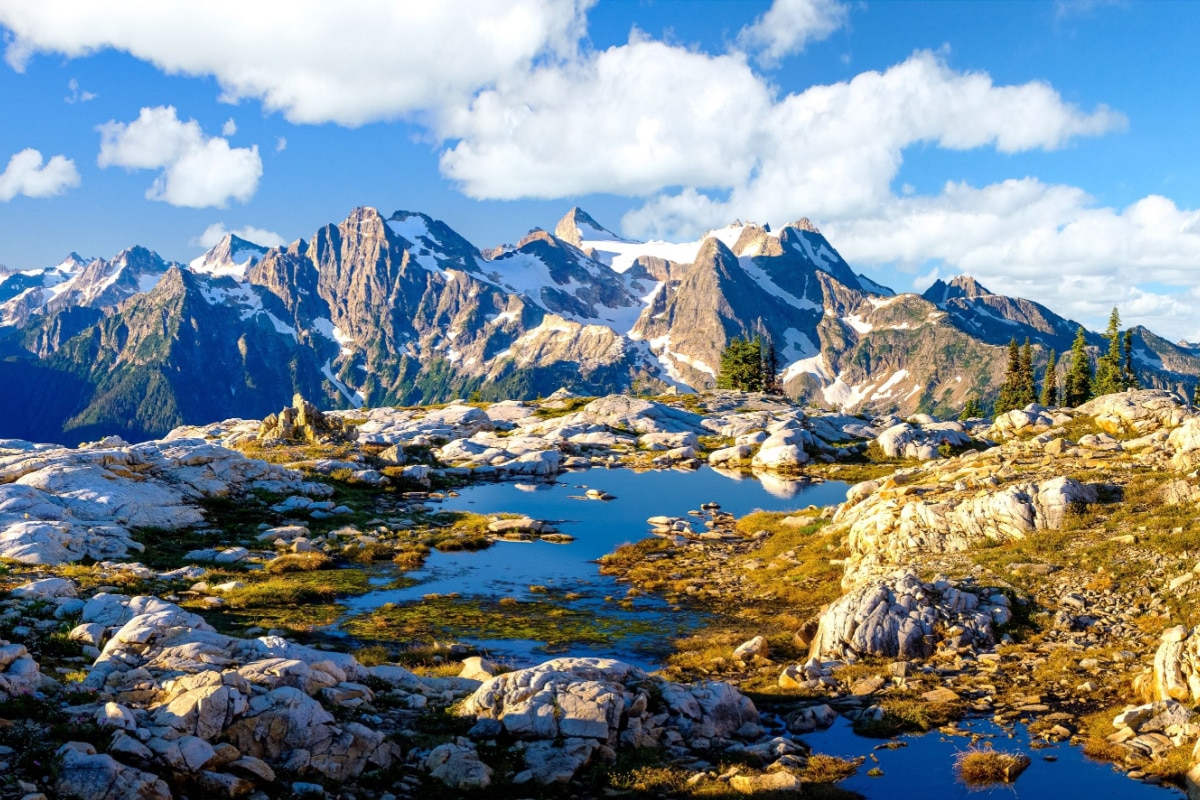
top-left (387, 215), bottom-right (455, 277)
top-left (842, 315), bottom-right (873, 334)
top-left (823, 376), bottom-right (872, 409)
top-left (738, 256), bottom-right (820, 311)
top-left (266, 313), bottom-right (297, 339)
top-left (647, 334), bottom-right (715, 381)
top-left (780, 328), bottom-right (817, 362)
top-left (782, 353), bottom-right (831, 384)
top-left (872, 370), bottom-right (910, 400)
top-left (321, 360), bottom-right (364, 408)
top-left (792, 231), bottom-right (837, 270)
top-left (313, 317), bottom-right (354, 355)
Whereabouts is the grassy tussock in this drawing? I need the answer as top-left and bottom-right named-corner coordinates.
top-left (954, 749), bottom-right (1029, 784)
top-left (264, 552), bottom-right (332, 573)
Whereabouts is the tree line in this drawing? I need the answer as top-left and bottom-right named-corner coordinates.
top-left (986, 307), bottom-right (1138, 416)
top-left (715, 308), bottom-right (1148, 414)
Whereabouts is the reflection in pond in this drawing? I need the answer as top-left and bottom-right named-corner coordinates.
top-left (800, 716), bottom-right (1181, 799)
top-left (337, 467), bottom-right (848, 666)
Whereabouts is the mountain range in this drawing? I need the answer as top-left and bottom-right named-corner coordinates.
top-left (2, 205), bottom-right (1198, 444)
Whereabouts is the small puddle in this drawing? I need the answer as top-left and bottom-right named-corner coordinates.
top-left (337, 467), bottom-right (849, 666)
top-left (801, 717), bottom-right (1182, 799)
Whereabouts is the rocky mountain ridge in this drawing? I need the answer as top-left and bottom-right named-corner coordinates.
top-left (2, 206), bottom-right (1199, 443)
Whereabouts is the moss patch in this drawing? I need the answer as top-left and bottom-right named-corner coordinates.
top-left (342, 595), bottom-right (659, 653)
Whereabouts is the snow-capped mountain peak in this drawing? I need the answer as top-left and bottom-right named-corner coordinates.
top-left (189, 234), bottom-right (271, 280)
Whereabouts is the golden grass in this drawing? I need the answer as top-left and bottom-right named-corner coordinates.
top-left (264, 552), bottom-right (332, 573)
top-left (955, 749), bottom-right (1030, 784)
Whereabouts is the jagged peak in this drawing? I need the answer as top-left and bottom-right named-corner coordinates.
top-left (516, 229), bottom-right (559, 250)
top-left (948, 275), bottom-right (992, 296)
top-left (110, 245), bottom-right (171, 274)
top-left (694, 235), bottom-right (739, 266)
top-left (387, 208), bottom-right (428, 224)
top-left (731, 224), bottom-right (783, 258)
top-left (923, 275), bottom-right (993, 305)
top-left (787, 217), bottom-right (821, 234)
top-left (57, 252), bottom-right (89, 271)
top-left (190, 233), bottom-right (269, 280)
top-left (554, 207), bottom-right (623, 246)
top-left (346, 205), bottom-right (385, 222)
top-left (226, 233), bottom-right (270, 251)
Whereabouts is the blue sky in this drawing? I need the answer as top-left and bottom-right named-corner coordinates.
top-left (2, 0), bottom-right (1199, 338)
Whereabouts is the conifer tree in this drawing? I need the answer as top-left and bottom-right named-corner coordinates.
top-left (994, 338), bottom-right (1022, 414)
top-left (1094, 307), bottom-right (1125, 396)
top-left (1123, 329), bottom-right (1138, 389)
top-left (1040, 349), bottom-right (1058, 407)
top-left (1062, 326), bottom-right (1093, 407)
top-left (717, 336), bottom-right (764, 392)
top-left (761, 336), bottom-right (781, 394)
top-left (1018, 337), bottom-right (1036, 407)
top-left (959, 395), bottom-right (983, 421)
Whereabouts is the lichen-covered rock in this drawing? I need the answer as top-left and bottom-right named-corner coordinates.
top-left (0, 438), bottom-right (317, 565)
top-left (812, 569), bottom-right (1004, 660)
top-left (1170, 420), bottom-right (1200, 472)
top-left (425, 740), bottom-right (493, 790)
top-left (708, 445), bottom-right (752, 466)
top-left (989, 406), bottom-right (1057, 438)
top-left (1144, 625), bottom-right (1200, 704)
top-left (732, 636), bottom-right (769, 661)
top-left (55, 742), bottom-right (172, 800)
top-left (11, 576), bottom-right (77, 598)
top-left (68, 594), bottom-right (402, 783)
top-left (752, 428), bottom-right (816, 470)
top-left (834, 472), bottom-right (1096, 586)
top-left (0, 641), bottom-right (42, 699)
top-left (876, 420), bottom-right (978, 460)
top-left (1078, 390), bottom-right (1194, 437)
top-left (460, 656), bottom-right (758, 781)
top-left (224, 687), bottom-right (396, 782)
top-left (516, 738), bottom-right (602, 785)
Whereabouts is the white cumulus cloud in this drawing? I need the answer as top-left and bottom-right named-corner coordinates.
top-left (0, 148), bottom-right (80, 200)
top-left (736, 0), bottom-right (849, 66)
top-left (825, 182), bottom-right (1200, 338)
top-left (439, 39), bottom-right (772, 199)
top-left (221, 118), bottom-right (237, 136)
top-left (7, 0), bottom-right (1200, 338)
top-left (193, 221), bottom-right (286, 249)
top-left (0, 0), bottom-right (593, 126)
top-left (437, 46), bottom-right (1121, 225)
top-left (97, 106), bottom-right (262, 208)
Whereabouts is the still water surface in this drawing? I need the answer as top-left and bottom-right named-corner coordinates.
top-left (341, 467), bottom-right (848, 665)
top-left (805, 716), bottom-right (1182, 799)
top-left (338, 467), bottom-right (1181, 798)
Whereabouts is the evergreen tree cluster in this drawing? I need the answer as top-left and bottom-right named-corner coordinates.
top-left (977, 307), bottom-right (1138, 418)
top-left (1040, 350), bottom-right (1058, 407)
top-left (1061, 327), bottom-right (1093, 407)
top-left (716, 335), bottom-right (780, 393)
top-left (993, 338), bottom-right (1037, 415)
top-left (958, 395), bottom-right (984, 421)
top-left (1093, 308), bottom-right (1139, 396)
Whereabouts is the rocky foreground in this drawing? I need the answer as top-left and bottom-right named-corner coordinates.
top-left (4, 389), bottom-right (1200, 798)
